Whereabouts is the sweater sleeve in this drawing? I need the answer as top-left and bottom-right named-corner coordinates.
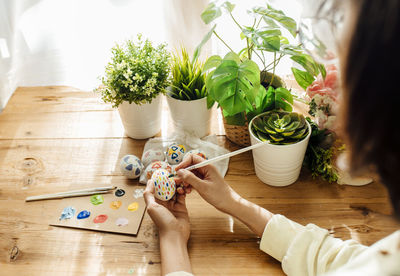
top-left (260, 214), bottom-right (368, 276)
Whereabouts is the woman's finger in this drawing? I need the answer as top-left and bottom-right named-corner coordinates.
top-left (144, 180), bottom-right (156, 206)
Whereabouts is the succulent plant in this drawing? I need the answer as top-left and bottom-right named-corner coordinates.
top-left (251, 111), bottom-right (309, 145)
top-left (169, 47), bottom-right (207, 101)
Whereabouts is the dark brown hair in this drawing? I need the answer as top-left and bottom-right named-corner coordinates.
top-left (342, 0), bottom-right (400, 216)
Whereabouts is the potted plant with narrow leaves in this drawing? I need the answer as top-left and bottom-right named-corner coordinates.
top-left (95, 34), bottom-right (170, 139)
top-left (197, 1), bottom-right (323, 146)
top-left (167, 47), bottom-right (213, 137)
top-left (249, 110), bottom-right (311, 186)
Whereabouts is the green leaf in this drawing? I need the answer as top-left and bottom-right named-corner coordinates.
top-left (203, 55), bottom-right (222, 72)
top-left (201, 2), bottom-right (222, 24)
top-left (193, 24), bottom-right (216, 63)
top-left (223, 52), bottom-right (241, 63)
top-left (275, 87), bottom-right (293, 111)
top-left (251, 5), bottom-right (297, 37)
top-left (318, 63), bottom-right (327, 79)
top-left (222, 1), bottom-right (235, 12)
top-left (207, 94), bottom-right (215, 109)
top-left (290, 54), bottom-right (320, 77)
top-left (224, 112), bottom-right (247, 126)
top-left (207, 58), bottom-right (260, 115)
top-left (291, 68), bottom-right (315, 90)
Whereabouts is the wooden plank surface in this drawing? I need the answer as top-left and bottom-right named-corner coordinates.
top-left (0, 86), bottom-right (399, 275)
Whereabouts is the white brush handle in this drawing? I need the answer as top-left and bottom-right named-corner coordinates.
top-left (185, 141), bottom-right (269, 171)
top-left (25, 187), bottom-right (115, 202)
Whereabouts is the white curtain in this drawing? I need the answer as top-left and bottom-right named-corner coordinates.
top-left (0, 0), bottom-right (301, 111)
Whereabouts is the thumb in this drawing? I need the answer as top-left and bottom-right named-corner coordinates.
top-left (177, 169), bottom-right (204, 190)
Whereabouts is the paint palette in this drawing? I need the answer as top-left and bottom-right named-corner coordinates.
top-left (50, 186), bottom-right (146, 236)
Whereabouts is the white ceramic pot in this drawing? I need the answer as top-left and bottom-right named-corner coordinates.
top-left (166, 96), bottom-right (212, 138)
top-left (117, 95), bottom-right (162, 139)
top-left (249, 115), bottom-right (311, 187)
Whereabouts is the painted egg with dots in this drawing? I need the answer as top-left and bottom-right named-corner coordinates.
top-left (166, 144), bottom-right (186, 165)
top-left (184, 149), bottom-right (207, 160)
top-left (143, 161), bottom-right (173, 182)
top-left (142, 149), bottom-right (165, 167)
top-left (151, 169), bottom-right (176, 201)
top-left (120, 154), bottom-right (144, 179)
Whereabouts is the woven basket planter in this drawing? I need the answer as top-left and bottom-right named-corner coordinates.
top-left (223, 115), bottom-right (251, 147)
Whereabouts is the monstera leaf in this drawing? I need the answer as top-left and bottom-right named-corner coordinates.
top-left (205, 52), bottom-right (261, 116)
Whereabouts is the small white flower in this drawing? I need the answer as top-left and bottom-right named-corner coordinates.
top-left (324, 115), bottom-right (337, 130)
top-left (312, 94), bottom-right (323, 106)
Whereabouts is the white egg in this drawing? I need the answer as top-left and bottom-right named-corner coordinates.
top-left (151, 169), bottom-right (176, 201)
top-left (184, 149), bottom-right (207, 160)
top-left (166, 144), bottom-right (186, 165)
top-left (142, 149), bottom-right (165, 167)
top-left (120, 154), bottom-right (143, 179)
top-left (142, 161), bottom-right (173, 183)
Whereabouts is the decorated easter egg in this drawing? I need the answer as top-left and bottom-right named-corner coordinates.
top-left (166, 144), bottom-right (186, 164)
top-left (120, 154), bottom-right (144, 179)
top-left (151, 169), bottom-right (176, 201)
top-left (142, 149), bottom-right (165, 167)
top-left (184, 149), bottom-right (207, 160)
top-left (139, 161), bottom-right (172, 184)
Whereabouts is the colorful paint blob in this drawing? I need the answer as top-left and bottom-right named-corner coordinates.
top-left (77, 210), bottom-right (91, 219)
top-left (127, 202), bottom-right (139, 212)
top-left (110, 200), bottom-right (122, 210)
top-left (59, 206), bottom-right (76, 220)
top-left (116, 217), bottom-right (129, 227)
top-left (90, 194), bottom-right (104, 205)
top-left (93, 214), bottom-right (108, 223)
top-left (115, 189), bottom-right (125, 197)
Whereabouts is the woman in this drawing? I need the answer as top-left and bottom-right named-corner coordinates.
top-left (144, 0), bottom-right (400, 275)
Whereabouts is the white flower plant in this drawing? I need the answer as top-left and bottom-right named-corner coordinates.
top-left (95, 34), bottom-right (171, 107)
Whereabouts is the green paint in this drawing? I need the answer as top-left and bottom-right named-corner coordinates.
top-left (90, 194), bottom-right (104, 205)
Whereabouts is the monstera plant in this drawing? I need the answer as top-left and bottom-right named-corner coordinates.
top-left (251, 111), bottom-right (309, 145)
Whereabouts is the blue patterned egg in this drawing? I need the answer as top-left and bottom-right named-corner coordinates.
top-left (120, 154), bottom-right (143, 179)
top-left (166, 144), bottom-right (186, 165)
top-left (151, 169), bottom-right (176, 201)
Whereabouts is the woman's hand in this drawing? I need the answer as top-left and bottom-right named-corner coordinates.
top-left (144, 180), bottom-right (192, 275)
top-left (174, 154), bottom-right (240, 214)
top-left (144, 180), bottom-right (190, 240)
top-left (175, 154), bottom-right (273, 237)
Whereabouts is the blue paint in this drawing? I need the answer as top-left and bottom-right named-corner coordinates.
top-left (126, 164), bottom-right (133, 171)
top-left (77, 210), bottom-right (91, 219)
top-left (59, 206), bottom-right (76, 220)
top-left (124, 156), bottom-right (130, 162)
top-left (135, 167), bottom-right (140, 175)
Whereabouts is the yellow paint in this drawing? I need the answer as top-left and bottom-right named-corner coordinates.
top-left (128, 202), bottom-right (139, 212)
top-left (110, 201), bottom-right (122, 210)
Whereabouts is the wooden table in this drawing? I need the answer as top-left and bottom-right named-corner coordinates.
top-left (1, 86), bottom-right (399, 275)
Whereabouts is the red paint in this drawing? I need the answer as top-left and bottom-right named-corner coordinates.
top-left (93, 214), bottom-right (108, 223)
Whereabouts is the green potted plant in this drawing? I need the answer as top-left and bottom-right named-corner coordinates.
top-left (167, 47), bottom-right (213, 137)
top-left (249, 111), bottom-right (311, 186)
top-left (95, 34), bottom-right (170, 139)
top-left (196, 1), bottom-right (323, 146)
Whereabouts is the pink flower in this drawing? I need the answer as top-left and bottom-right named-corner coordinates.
top-left (306, 64), bottom-right (339, 101)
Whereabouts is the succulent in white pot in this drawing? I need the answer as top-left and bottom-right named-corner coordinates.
top-left (95, 34), bottom-right (170, 139)
top-left (249, 110), bottom-right (311, 186)
top-left (167, 47), bottom-right (213, 137)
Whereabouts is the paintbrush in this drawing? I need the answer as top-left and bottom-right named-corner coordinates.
top-left (171, 141), bottom-right (269, 176)
top-left (25, 186), bottom-right (116, 202)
